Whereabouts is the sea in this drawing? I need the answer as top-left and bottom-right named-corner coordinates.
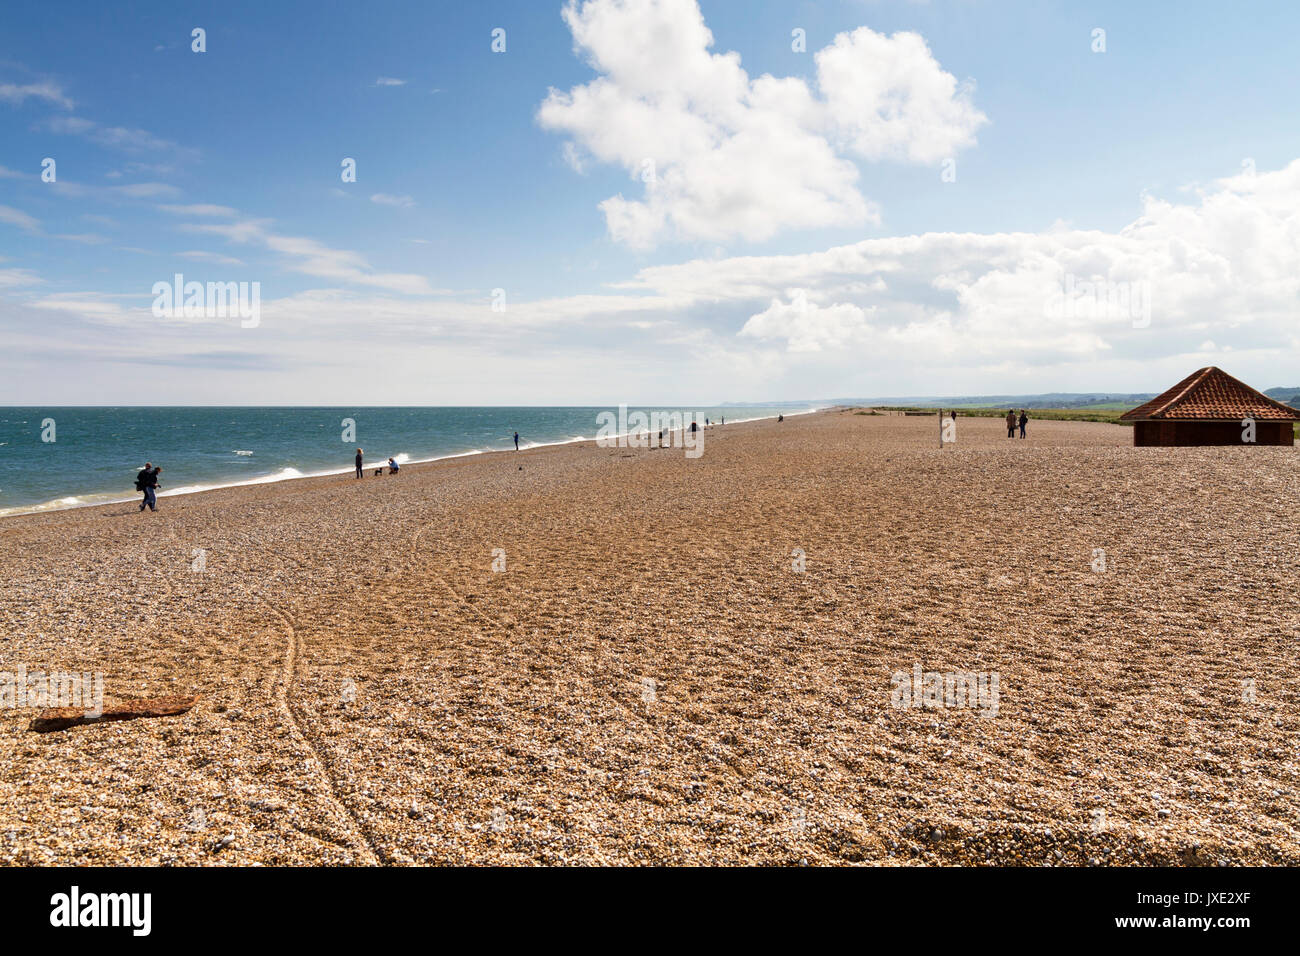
top-left (0, 405), bottom-right (821, 517)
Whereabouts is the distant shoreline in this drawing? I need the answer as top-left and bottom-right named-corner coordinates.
top-left (0, 406), bottom-right (831, 521)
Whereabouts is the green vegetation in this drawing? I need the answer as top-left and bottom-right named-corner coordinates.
top-left (852, 405), bottom-right (1298, 435)
top-left (1058, 401), bottom-right (1134, 411)
top-left (866, 406), bottom-right (1131, 425)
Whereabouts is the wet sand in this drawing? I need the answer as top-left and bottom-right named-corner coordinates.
top-left (1, 409), bottom-right (1297, 865)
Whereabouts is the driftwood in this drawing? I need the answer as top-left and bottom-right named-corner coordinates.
top-left (29, 695), bottom-right (200, 733)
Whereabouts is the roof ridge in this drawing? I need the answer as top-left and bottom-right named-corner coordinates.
top-left (1121, 366), bottom-right (1300, 421)
top-left (1149, 365), bottom-right (1214, 418)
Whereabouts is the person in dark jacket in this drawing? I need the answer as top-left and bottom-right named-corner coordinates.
top-left (141, 466), bottom-right (161, 512)
top-left (1018, 410), bottom-right (1028, 439)
top-left (355, 448), bottom-right (364, 479)
top-left (136, 463), bottom-right (153, 511)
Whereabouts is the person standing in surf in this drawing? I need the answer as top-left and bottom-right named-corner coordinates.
top-left (514, 431), bottom-right (520, 451)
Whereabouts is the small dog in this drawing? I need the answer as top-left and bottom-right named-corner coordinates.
top-left (373, 468), bottom-right (384, 477)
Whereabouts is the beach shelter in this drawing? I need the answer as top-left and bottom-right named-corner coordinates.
top-left (1120, 366), bottom-right (1300, 446)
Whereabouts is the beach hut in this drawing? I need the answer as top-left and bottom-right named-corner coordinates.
top-left (1120, 366), bottom-right (1300, 446)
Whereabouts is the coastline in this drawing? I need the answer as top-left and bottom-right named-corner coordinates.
top-left (0, 405), bottom-right (829, 521)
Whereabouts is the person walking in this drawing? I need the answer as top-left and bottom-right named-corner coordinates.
top-left (140, 465), bottom-right (161, 512)
top-left (355, 448), bottom-right (364, 479)
top-left (513, 432), bottom-right (520, 451)
top-left (136, 462), bottom-right (153, 511)
top-left (1006, 410), bottom-right (1016, 439)
top-left (1018, 409), bottom-right (1028, 439)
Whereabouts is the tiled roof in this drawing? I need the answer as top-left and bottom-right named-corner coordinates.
top-left (1121, 367), bottom-right (1300, 421)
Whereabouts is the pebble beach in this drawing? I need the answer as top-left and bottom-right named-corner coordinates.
top-left (1, 409), bottom-right (1297, 866)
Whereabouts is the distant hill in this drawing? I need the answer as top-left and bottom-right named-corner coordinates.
top-left (1265, 387), bottom-right (1300, 406)
top-left (728, 386), bottom-right (1300, 411)
top-left (835, 393), bottom-right (1157, 410)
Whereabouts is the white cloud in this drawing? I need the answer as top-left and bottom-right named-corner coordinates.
top-left (113, 161), bottom-right (177, 177)
top-left (109, 182), bottom-right (181, 199)
top-left (719, 160), bottom-right (1300, 373)
top-left (45, 180), bottom-right (182, 202)
top-left (183, 217), bottom-right (436, 294)
top-left (177, 250), bottom-right (247, 267)
top-left (30, 293), bottom-right (131, 321)
top-left (370, 193), bottom-right (415, 208)
top-left (374, 77), bottom-right (407, 87)
top-left (0, 80), bottom-right (73, 110)
top-left (816, 28), bottom-right (985, 163)
top-left (45, 116), bottom-right (194, 158)
top-left (17, 156), bottom-right (1300, 401)
top-left (0, 268), bottom-right (42, 289)
top-left (158, 204), bottom-right (240, 217)
top-left (741, 298), bottom-right (878, 353)
top-left (0, 205), bottom-right (40, 232)
top-left (537, 0), bottom-right (985, 248)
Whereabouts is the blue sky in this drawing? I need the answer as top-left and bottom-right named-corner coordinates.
top-left (2, 0), bottom-right (1299, 403)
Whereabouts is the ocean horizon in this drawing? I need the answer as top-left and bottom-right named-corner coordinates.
top-left (0, 404), bottom-right (822, 517)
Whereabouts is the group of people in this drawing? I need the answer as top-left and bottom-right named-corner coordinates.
top-left (134, 463), bottom-right (162, 511)
top-left (355, 449), bottom-right (400, 477)
top-left (1006, 409), bottom-right (1029, 439)
top-left (136, 418), bottom-right (746, 510)
top-left (135, 433), bottom-right (516, 511)
top-left (941, 408), bottom-right (1028, 439)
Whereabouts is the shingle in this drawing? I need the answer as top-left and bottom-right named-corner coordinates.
top-left (1120, 367), bottom-right (1300, 421)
